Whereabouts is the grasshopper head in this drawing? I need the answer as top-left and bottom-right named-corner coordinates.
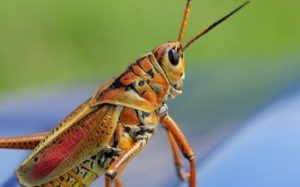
top-left (153, 42), bottom-right (185, 98)
top-left (151, 1), bottom-right (249, 99)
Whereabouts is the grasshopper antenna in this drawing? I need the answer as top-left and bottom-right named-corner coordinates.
top-left (182, 1), bottom-right (250, 51)
top-left (178, 0), bottom-right (192, 43)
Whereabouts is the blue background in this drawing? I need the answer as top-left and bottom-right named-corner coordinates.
top-left (1, 82), bottom-right (300, 187)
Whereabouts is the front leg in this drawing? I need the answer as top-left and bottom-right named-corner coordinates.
top-left (161, 114), bottom-right (196, 187)
top-left (165, 128), bottom-right (190, 180)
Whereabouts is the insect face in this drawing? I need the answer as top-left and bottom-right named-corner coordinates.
top-left (150, 1), bottom-right (250, 99)
top-left (153, 42), bottom-right (185, 98)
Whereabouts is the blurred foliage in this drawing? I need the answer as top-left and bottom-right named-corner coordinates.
top-left (0, 0), bottom-right (299, 91)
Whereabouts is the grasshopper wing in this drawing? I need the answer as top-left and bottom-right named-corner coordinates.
top-left (16, 99), bottom-right (122, 186)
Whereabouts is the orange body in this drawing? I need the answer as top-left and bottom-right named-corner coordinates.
top-left (15, 42), bottom-right (186, 186)
top-left (0, 1), bottom-right (250, 186)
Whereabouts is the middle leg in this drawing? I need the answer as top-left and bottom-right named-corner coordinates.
top-left (105, 139), bottom-right (147, 187)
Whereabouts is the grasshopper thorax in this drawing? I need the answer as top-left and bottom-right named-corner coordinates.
top-left (153, 42), bottom-right (185, 99)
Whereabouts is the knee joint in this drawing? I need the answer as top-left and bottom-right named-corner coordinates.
top-left (105, 170), bottom-right (117, 180)
top-left (184, 153), bottom-right (195, 161)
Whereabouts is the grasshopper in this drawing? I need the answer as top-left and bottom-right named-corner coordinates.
top-left (0, 1), bottom-right (249, 187)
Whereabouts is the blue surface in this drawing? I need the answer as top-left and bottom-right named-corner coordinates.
top-left (1, 84), bottom-right (300, 187)
top-left (187, 87), bottom-right (300, 187)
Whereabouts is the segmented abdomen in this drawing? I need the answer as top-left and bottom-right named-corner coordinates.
top-left (38, 105), bottom-right (160, 187)
top-left (40, 147), bottom-right (122, 187)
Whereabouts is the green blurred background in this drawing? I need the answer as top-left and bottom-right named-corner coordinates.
top-left (0, 0), bottom-right (299, 90)
top-left (0, 0), bottom-right (299, 144)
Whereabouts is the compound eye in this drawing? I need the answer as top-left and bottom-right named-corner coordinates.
top-left (168, 48), bottom-right (180, 66)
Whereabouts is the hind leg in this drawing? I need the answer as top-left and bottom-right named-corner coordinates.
top-left (0, 132), bottom-right (48, 149)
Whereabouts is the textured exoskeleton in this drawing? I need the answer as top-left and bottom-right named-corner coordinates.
top-left (0, 1), bottom-right (250, 186)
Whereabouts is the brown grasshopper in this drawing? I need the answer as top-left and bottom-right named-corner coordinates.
top-left (0, 1), bottom-right (249, 186)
